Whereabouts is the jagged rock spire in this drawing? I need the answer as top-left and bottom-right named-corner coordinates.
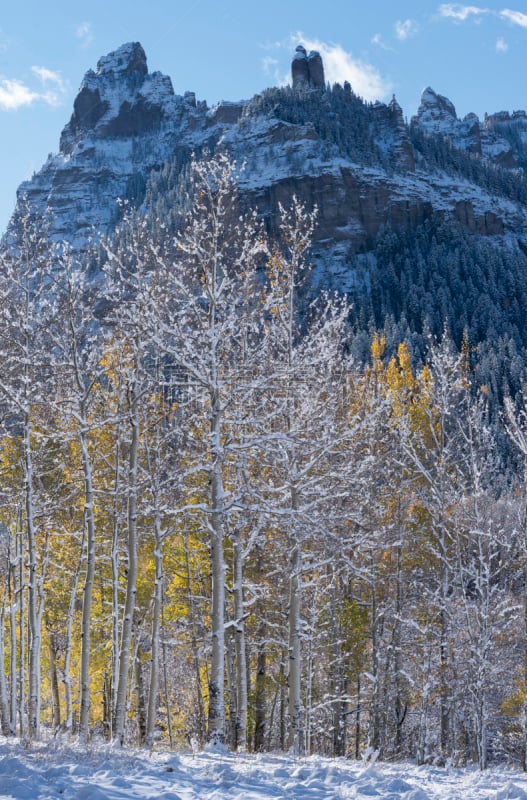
top-left (292, 44), bottom-right (325, 90)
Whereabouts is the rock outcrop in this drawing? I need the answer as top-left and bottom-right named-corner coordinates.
top-left (291, 45), bottom-right (325, 90)
top-left (411, 86), bottom-right (518, 168)
top-left (60, 42), bottom-right (169, 148)
top-left (484, 109), bottom-right (527, 168)
top-left (371, 96), bottom-right (415, 172)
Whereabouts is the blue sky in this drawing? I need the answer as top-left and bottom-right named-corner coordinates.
top-left (0, 0), bottom-right (526, 234)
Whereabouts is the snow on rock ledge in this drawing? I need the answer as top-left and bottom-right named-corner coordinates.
top-left (411, 86), bottom-right (516, 167)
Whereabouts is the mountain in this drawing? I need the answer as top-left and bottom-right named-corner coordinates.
top-left (10, 42), bottom-right (527, 259)
top-left (7, 42), bottom-right (527, 399)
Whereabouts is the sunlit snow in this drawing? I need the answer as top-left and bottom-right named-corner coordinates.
top-left (1, 739), bottom-right (527, 799)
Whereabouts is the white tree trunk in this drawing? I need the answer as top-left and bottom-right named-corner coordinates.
top-left (145, 511), bottom-right (163, 749)
top-left (113, 380), bottom-right (140, 745)
top-left (64, 528), bottom-right (84, 733)
top-left (24, 411), bottom-right (41, 742)
top-left (15, 522), bottom-right (25, 738)
top-left (8, 550), bottom-right (17, 735)
top-left (78, 418), bottom-right (96, 742)
top-left (207, 394), bottom-right (226, 745)
top-left (233, 533), bottom-right (247, 751)
top-left (111, 432), bottom-right (122, 734)
top-left (0, 599), bottom-right (10, 735)
top-left (288, 538), bottom-right (304, 755)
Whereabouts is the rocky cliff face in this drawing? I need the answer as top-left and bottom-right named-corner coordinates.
top-left (9, 42), bottom-right (527, 292)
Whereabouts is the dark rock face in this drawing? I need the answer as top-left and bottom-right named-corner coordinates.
top-left (307, 51), bottom-right (325, 89)
top-left (483, 110), bottom-right (527, 168)
top-left (207, 102), bottom-right (244, 125)
top-left (453, 200), bottom-right (505, 235)
top-left (291, 45), bottom-right (310, 87)
top-left (103, 98), bottom-right (165, 137)
top-left (292, 45), bottom-right (325, 90)
top-left (18, 42), bottom-right (191, 241)
top-left (251, 169), bottom-right (434, 254)
top-left (70, 84), bottom-right (109, 133)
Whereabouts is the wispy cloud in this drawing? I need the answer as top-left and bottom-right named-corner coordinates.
top-left (371, 33), bottom-right (395, 51)
top-left (76, 21), bottom-right (93, 48)
top-left (438, 4), bottom-right (527, 29)
top-left (438, 4), bottom-right (489, 20)
top-left (291, 34), bottom-right (392, 100)
top-left (496, 36), bottom-right (509, 51)
top-left (262, 56), bottom-right (288, 86)
top-left (395, 19), bottom-right (419, 40)
top-left (0, 67), bottom-right (67, 112)
top-left (500, 8), bottom-right (527, 27)
top-left (31, 66), bottom-right (67, 107)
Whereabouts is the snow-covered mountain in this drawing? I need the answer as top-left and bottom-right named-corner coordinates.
top-left (11, 42), bottom-right (245, 246)
top-left (7, 40), bottom-right (527, 316)
top-left (411, 86), bottom-right (527, 169)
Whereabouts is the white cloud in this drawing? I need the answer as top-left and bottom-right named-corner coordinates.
top-left (438, 3), bottom-right (489, 20)
top-left (0, 67), bottom-right (67, 111)
top-left (292, 34), bottom-right (392, 101)
top-left (500, 9), bottom-right (527, 28)
top-left (395, 19), bottom-right (419, 40)
top-left (76, 21), bottom-right (93, 48)
top-left (496, 36), bottom-right (509, 51)
top-left (0, 78), bottom-right (39, 111)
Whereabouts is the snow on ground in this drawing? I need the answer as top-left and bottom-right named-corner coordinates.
top-left (1, 739), bottom-right (527, 800)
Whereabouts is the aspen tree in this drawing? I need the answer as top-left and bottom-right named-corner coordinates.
top-left (44, 249), bottom-right (110, 742)
top-left (259, 200), bottom-right (351, 755)
top-left (0, 209), bottom-right (53, 740)
top-left (149, 154), bottom-right (269, 746)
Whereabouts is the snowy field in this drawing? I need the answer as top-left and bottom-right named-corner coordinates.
top-left (2, 740), bottom-right (527, 800)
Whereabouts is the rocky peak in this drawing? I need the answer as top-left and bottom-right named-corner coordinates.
top-left (411, 86), bottom-right (517, 168)
top-left (291, 45), bottom-right (325, 90)
top-left (95, 41), bottom-right (148, 79)
top-left (15, 42), bottom-right (218, 245)
top-left (60, 42), bottom-right (175, 152)
top-left (413, 87), bottom-right (457, 131)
